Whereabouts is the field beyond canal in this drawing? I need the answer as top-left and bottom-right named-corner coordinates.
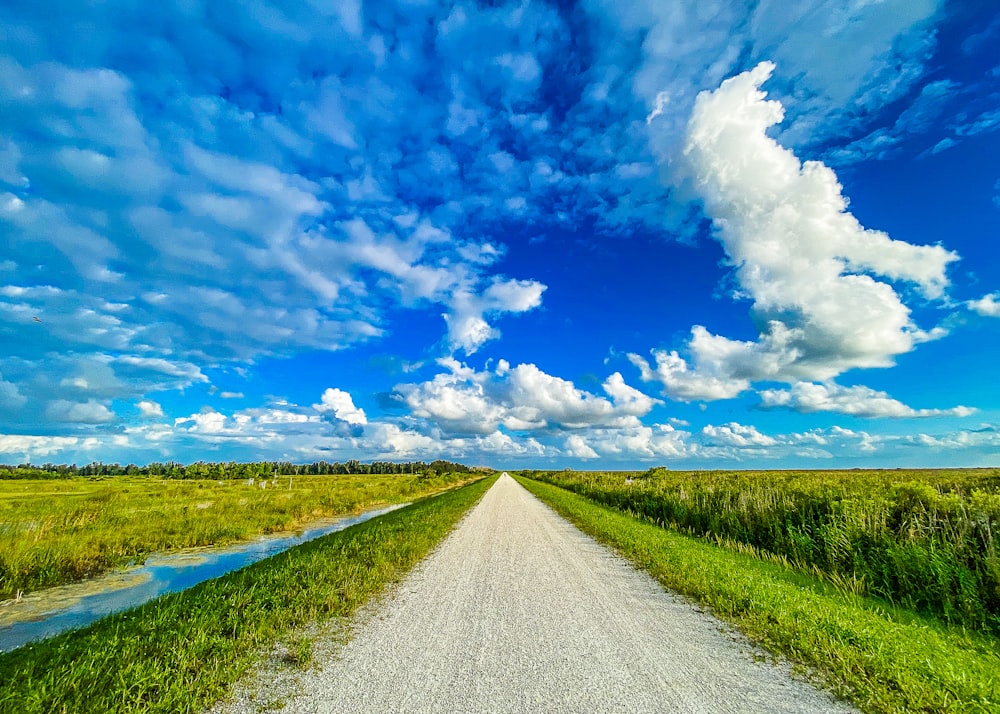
top-left (0, 468), bottom-right (478, 600)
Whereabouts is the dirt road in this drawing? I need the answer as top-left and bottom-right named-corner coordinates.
top-left (224, 474), bottom-right (854, 713)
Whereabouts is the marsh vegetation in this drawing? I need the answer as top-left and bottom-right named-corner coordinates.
top-left (525, 467), bottom-right (1000, 633)
top-left (0, 467), bottom-right (478, 600)
top-left (518, 474), bottom-right (1000, 713)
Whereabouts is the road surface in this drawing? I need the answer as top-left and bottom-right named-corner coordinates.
top-left (220, 474), bottom-right (855, 713)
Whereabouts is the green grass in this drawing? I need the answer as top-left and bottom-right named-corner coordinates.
top-left (525, 467), bottom-right (1000, 633)
top-left (517, 475), bottom-right (1000, 714)
top-left (0, 475), bottom-right (496, 714)
top-left (0, 471), bottom-right (477, 600)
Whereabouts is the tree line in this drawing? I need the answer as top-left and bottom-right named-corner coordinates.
top-left (0, 459), bottom-right (483, 480)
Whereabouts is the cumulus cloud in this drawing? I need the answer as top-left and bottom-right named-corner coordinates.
top-left (968, 292), bottom-right (1000, 317)
top-left (634, 62), bottom-right (958, 402)
top-left (445, 278), bottom-right (546, 355)
top-left (313, 388), bottom-right (368, 425)
top-left (137, 400), bottom-right (164, 418)
top-left (759, 382), bottom-right (975, 418)
top-left (174, 410), bottom-right (227, 434)
top-left (565, 434), bottom-right (599, 459)
top-left (395, 359), bottom-right (658, 435)
top-left (45, 399), bottom-right (116, 424)
top-left (585, 424), bottom-right (691, 459)
top-left (701, 422), bottom-right (778, 448)
top-left (0, 434), bottom-right (102, 459)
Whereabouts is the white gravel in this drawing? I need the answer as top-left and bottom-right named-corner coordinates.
top-left (215, 474), bottom-right (856, 713)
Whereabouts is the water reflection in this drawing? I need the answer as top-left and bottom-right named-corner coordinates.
top-left (0, 503), bottom-right (406, 652)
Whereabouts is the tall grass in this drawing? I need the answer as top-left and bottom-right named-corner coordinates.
top-left (0, 472), bottom-right (476, 600)
top-left (525, 468), bottom-right (1000, 633)
top-left (0, 475), bottom-right (496, 714)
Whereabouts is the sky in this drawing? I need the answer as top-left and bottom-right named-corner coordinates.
top-left (1, 0), bottom-right (999, 470)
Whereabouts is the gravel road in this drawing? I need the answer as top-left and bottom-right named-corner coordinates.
top-left (218, 474), bottom-right (855, 713)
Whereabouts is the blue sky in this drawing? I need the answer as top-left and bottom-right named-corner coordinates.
top-left (1, 0), bottom-right (999, 469)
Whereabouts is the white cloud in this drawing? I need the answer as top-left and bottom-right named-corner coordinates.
top-left (0, 374), bottom-right (26, 409)
top-left (366, 423), bottom-right (439, 457)
top-left (968, 292), bottom-right (1000, 317)
top-left (759, 382), bottom-right (975, 418)
top-left (395, 360), bottom-right (507, 435)
top-left (506, 363), bottom-right (617, 429)
top-left (565, 434), bottom-right (599, 459)
top-left (137, 399), bottom-right (164, 418)
top-left (445, 278), bottom-right (545, 354)
top-left (589, 0), bottom-right (942, 156)
top-left (114, 356), bottom-right (208, 386)
top-left (45, 399), bottom-right (116, 424)
top-left (174, 410), bottom-right (227, 434)
top-left (628, 335), bottom-right (750, 402)
top-left (701, 422), bottom-right (778, 448)
top-left (396, 359), bottom-right (658, 435)
top-left (900, 425), bottom-right (1000, 451)
top-left (602, 372), bottom-right (663, 415)
top-left (635, 62), bottom-right (958, 402)
top-left (0, 434), bottom-right (100, 459)
top-left (587, 424), bottom-right (691, 459)
top-left (313, 388), bottom-right (368, 425)
top-left (827, 80), bottom-right (957, 164)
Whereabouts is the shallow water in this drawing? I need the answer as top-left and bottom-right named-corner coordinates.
top-left (0, 503), bottom-right (407, 652)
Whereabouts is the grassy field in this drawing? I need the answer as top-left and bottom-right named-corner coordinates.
top-left (0, 474), bottom-right (496, 714)
top-left (517, 474), bottom-right (1000, 714)
top-left (0, 471), bottom-right (478, 600)
top-left (524, 467), bottom-right (1000, 634)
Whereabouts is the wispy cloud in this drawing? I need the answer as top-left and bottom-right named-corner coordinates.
top-left (758, 382), bottom-right (975, 418)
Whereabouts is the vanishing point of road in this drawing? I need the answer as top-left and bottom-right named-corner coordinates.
top-left (239, 474), bottom-right (856, 713)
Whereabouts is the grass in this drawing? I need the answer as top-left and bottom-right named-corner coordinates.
top-left (0, 475), bottom-right (496, 714)
top-left (525, 467), bottom-right (1000, 633)
top-left (516, 474), bottom-right (1000, 714)
top-left (0, 471), bottom-right (477, 600)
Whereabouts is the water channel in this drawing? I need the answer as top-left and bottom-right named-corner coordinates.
top-left (0, 502), bottom-right (407, 652)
